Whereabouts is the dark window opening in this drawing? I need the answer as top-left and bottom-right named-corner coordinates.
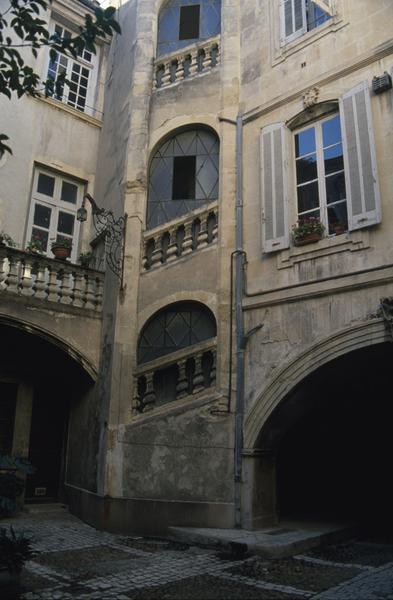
top-left (179, 5), bottom-right (200, 40)
top-left (173, 156), bottom-right (196, 200)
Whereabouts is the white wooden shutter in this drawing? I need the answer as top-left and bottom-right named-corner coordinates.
top-left (261, 123), bottom-right (289, 253)
top-left (340, 81), bottom-right (381, 231)
top-left (280, 0), bottom-right (306, 43)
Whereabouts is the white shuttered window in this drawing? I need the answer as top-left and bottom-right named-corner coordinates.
top-left (261, 123), bottom-right (290, 253)
top-left (280, 0), bottom-right (333, 44)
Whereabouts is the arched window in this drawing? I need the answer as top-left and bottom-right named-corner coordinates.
top-left (157, 0), bottom-right (221, 57)
top-left (138, 301), bottom-right (216, 364)
top-left (147, 128), bottom-right (219, 229)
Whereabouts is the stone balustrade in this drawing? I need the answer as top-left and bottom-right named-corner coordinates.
top-left (133, 340), bottom-right (217, 414)
top-left (154, 36), bottom-right (220, 90)
top-left (0, 245), bottom-right (104, 312)
top-left (142, 203), bottom-right (218, 271)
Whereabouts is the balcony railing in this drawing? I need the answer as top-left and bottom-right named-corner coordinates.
top-left (143, 203), bottom-right (218, 271)
top-left (0, 245), bottom-right (104, 312)
top-left (154, 36), bottom-right (220, 90)
top-left (133, 339), bottom-right (217, 414)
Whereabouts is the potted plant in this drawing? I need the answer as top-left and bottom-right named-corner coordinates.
top-left (51, 238), bottom-right (72, 260)
top-left (292, 216), bottom-right (325, 246)
top-left (332, 222), bottom-right (346, 235)
top-left (79, 251), bottom-right (94, 268)
top-left (0, 526), bottom-right (34, 588)
top-left (26, 238), bottom-right (44, 254)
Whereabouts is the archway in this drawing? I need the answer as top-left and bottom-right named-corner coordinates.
top-left (251, 341), bottom-right (393, 531)
top-left (0, 323), bottom-right (93, 503)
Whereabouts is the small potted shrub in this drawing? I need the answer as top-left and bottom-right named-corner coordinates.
top-left (0, 232), bottom-right (16, 248)
top-left (26, 238), bottom-right (44, 254)
top-left (0, 526), bottom-right (34, 588)
top-left (292, 216), bottom-right (325, 246)
top-left (332, 221), bottom-right (346, 235)
top-left (79, 251), bottom-right (94, 268)
top-left (51, 238), bottom-right (72, 260)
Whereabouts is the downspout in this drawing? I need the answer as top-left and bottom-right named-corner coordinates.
top-left (234, 114), bottom-right (245, 528)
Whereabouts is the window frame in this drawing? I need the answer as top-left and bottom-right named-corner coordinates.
top-left (280, 0), bottom-right (334, 46)
top-left (26, 167), bottom-right (84, 262)
top-left (45, 21), bottom-right (99, 116)
top-left (293, 112), bottom-right (348, 235)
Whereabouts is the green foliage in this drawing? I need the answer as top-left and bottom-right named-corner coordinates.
top-left (292, 216), bottom-right (325, 241)
top-left (0, 526), bottom-right (34, 573)
top-left (26, 237), bottom-right (43, 252)
top-left (0, 0), bottom-right (121, 157)
top-left (51, 237), bottom-right (72, 249)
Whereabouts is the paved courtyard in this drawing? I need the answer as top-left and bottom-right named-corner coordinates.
top-left (2, 509), bottom-right (393, 599)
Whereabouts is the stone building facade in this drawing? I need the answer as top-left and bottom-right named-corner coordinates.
top-left (1, 0), bottom-right (393, 532)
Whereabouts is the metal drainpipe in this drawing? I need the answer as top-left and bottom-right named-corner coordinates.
top-left (234, 114), bottom-right (244, 529)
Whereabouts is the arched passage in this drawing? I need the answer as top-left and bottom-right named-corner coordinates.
top-left (0, 322), bottom-right (95, 503)
top-left (246, 338), bottom-right (393, 532)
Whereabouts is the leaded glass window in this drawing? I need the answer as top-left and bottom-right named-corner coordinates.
top-left (138, 302), bottom-right (216, 364)
top-left (158, 0), bottom-right (221, 57)
top-left (147, 128), bottom-right (219, 229)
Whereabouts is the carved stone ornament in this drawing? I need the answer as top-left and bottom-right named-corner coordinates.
top-left (379, 297), bottom-right (393, 340)
top-left (302, 87), bottom-right (320, 109)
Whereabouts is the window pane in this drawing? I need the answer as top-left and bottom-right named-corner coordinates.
top-left (31, 228), bottom-right (49, 251)
top-left (297, 181), bottom-right (319, 213)
top-left (33, 204), bottom-right (51, 228)
top-left (37, 173), bottom-right (55, 196)
top-left (172, 156), bottom-right (196, 200)
top-left (322, 115), bottom-right (342, 147)
top-left (326, 172), bottom-right (346, 204)
top-left (284, 0), bottom-right (293, 36)
top-left (295, 127), bottom-right (316, 157)
top-left (57, 212), bottom-right (75, 235)
top-left (327, 202), bottom-right (348, 235)
top-left (324, 144), bottom-right (344, 174)
top-left (179, 5), bottom-right (200, 40)
top-left (61, 181), bottom-right (78, 204)
top-left (298, 208), bottom-right (320, 221)
top-left (296, 154), bottom-right (317, 184)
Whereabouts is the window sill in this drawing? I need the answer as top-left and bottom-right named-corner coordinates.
top-left (277, 229), bottom-right (370, 270)
top-left (272, 14), bottom-right (348, 67)
top-left (31, 95), bottom-right (102, 128)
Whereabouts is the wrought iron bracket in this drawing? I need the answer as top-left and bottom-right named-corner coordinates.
top-left (379, 297), bottom-right (393, 340)
top-left (78, 194), bottom-right (127, 289)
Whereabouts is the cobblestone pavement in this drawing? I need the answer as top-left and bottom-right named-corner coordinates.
top-left (1, 510), bottom-right (393, 599)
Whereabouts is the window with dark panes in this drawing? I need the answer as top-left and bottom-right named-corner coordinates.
top-left (179, 5), bottom-right (200, 40)
top-left (173, 156), bottom-right (196, 199)
top-left (27, 168), bottom-right (84, 261)
top-left (147, 128), bottom-right (219, 229)
top-left (138, 302), bottom-right (217, 364)
top-left (157, 0), bottom-right (221, 56)
top-left (295, 114), bottom-right (348, 235)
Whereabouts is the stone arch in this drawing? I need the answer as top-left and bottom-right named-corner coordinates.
top-left (0, 313), bottom-right (97, 381)
top-left (147, 124), bottom-right (220, 230)
top-left (244, 319), bottom-right (388, 450)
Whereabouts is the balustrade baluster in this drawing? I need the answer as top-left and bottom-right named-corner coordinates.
top-left (0, 251), bottom-right (8, 290)
top-left (95, 276), bottom-right (104, 311)
top-left (212, 211), bottom-right (219, 240)
top-left (142, 371), bottom-right (156, 411)
top-left (161, 63), bottom-right (172, 87)
top-left (7, 254), bottom-right (20, 294)
top-left (210, 349), bottom-right (217, 386)
top-left (34, 261), bottom-right (48, 300)
top-left (59, 267), bottom-right (73, 305)
top-left (182, 221), bottom-right (194, 256)
top-left (132, 377), bottom-right (141, 415)
top-left (203, 47), bottom-right (213, 70)
top-left (84, 274), bottom-right (96, 310)
top-left (197, 216), bottom-right (209, 249)
top-left (72, 270), bottom-right (85, 308)
top-left (150, 235), bottom-right (164, 268)
top-left (21, 258), bottom-right (35, 296)
top-left (176, 58), bottom-right (185, 81)
top-left (192, 353), bottom-right (205, 394)
top-left (176, 359), bottom-right (189, 399)
top-left (189, 51), bottom-right (199, 76)
top-left (166, 227), bottom-right (178, 263)
top-left (47, 266), bottom-right (59, 302)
